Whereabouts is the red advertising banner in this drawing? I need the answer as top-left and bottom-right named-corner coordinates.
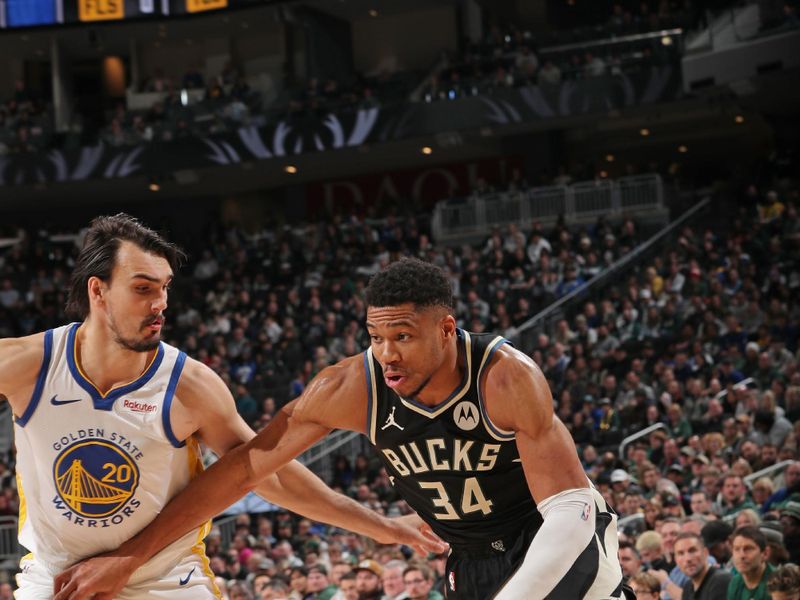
top-left (306, 156), bottom-right (524, 217)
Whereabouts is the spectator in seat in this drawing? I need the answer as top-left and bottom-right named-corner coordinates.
top-left (701, 520), bottom-right (734, 569)
top-left (767, 563), bottom-right (800, 600)
top-left (618, 541), bottom-right (643, 580)
top-left (719, 472), bottom-right (757, 521)
top-left (628, 572), bottom-right (661, 599)
top-left (728, 526), bottom-right (774, 600)
top-left (380, 559), bottom-right (409, 600)
top-left (354, 560), bottom-right (383, 600)
top-left (402, 564), bottom-right (442, 600)
top-left (674, 532), bottom-right (732, 600)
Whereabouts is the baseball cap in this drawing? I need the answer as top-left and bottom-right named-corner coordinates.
top-left (680, 446), bottom-right (696, 458)
top-left (662, 494), bottom-right (681, 507)
top-left (760, 521), bottom-right (784, 545)
top-left (355, 559), bottom-right (383, 577)
top-left (692, 454), bottom-right (710, 465)
top-left (611, 469), bottom-right (630, 483)
top-left (667, 464), bottom-right (685, 474)
top-left (781, 501), bottom-right (800, 522)
top-left (702, 520), bottom-right (733, 547)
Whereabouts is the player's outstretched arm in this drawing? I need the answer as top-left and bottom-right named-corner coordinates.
top-left (259, 460), bottom-right (446, 555)
top-left (482, 346), bottom-right (599, 600)
top-left (189, 355), bottom-right (443, 551)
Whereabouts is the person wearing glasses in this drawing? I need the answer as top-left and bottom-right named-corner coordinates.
top-left (628, 572), bottom-right (661, 599)
top-left (402, 565), bottom-right (442, 600)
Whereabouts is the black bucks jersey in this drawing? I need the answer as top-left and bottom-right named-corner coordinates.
top-left (364, 329), bottom-right (541, 545)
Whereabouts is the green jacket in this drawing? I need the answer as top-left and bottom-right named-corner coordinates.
top-left (726, 563), bottom-right (774, 600)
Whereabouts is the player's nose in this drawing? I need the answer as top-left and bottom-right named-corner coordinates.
top-left (152, 289), bottom-right (168, 313)
top-left (379, 341), bottom-right (402, 364)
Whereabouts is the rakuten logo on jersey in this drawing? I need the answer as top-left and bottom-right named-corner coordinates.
top-left (122, 399), bottom-right (157, 413)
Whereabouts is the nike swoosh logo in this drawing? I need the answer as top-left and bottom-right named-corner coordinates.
top-left (50, 395), bottom-right (82, 406)
top-left (179, 567), bottom-right (196, 586)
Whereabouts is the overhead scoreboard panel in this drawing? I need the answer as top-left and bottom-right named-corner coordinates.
top-left (0, 0), bottom-right (236, 28)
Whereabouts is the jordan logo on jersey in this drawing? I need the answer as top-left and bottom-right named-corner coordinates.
top-left (453, 401), bottom-right (479, 431)
top-left (381, 406), bottom-right (404, 431)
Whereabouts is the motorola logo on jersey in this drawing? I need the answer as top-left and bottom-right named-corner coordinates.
top-left (52, 439), bottom-right (140, 520)
top-left (453, 401), bottom-right (479, 431)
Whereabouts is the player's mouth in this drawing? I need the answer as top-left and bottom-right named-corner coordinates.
top-left (385, 373), bottom-right (407, 389)
top-left (144, 316), bottom-right (164, 332)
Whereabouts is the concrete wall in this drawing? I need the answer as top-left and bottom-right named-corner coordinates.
top-left (351, 6), bottom-right (457, 75)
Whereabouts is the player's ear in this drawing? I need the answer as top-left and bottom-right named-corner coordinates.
top-left (440, 312), bottom-right (457, 338)
top-left (87, 276), bottom-right (106, 306)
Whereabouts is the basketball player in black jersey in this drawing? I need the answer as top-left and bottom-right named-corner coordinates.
top-left (55, 258), bottom-right (626, 600)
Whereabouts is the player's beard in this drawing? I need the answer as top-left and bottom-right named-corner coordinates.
top-left (109, 310), bottom-right (162, 352)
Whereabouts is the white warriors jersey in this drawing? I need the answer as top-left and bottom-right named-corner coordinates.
top-left (13, 323), bottom-right (216, 587)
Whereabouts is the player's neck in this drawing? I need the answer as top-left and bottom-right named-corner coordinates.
top-left (76, 321), bottom-right (157, 394)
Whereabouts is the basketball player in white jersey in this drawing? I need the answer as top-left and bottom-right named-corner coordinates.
top-left (55, 257), bottom-right (627, 600)
top-left (0, 215), bottom-right (444, 599)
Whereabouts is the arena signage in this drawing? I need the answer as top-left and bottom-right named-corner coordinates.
top-left (185, 0), bottom-right (226, 12)
top-left (78, 0), bottom-right (124, 22)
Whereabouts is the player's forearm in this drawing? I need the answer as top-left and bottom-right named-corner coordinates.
top-left (119, 442), bottom-right (257, 566)
top-left (495, 487), bottom-right (596, 600)
top-left (256, 461), bottom-right (395, 543)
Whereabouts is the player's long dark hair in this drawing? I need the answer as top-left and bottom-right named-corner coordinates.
top-left (66, 213), bottom-right (185, 319)
top-left (365, 257), bottom-right (454, 310)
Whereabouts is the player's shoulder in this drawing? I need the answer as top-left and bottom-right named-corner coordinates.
top-left (481, 342), bottom-right (551, 430)
top-left (305, 354), bottom-right (366, 396)
top-left (294, 354), bottom-right (368, 430)
top-left (173, 355), bottom-right (231, 404)
top-left (483, 342), bottom-right (544, 390)
top-left (0, 332), bottom-right (47, 379)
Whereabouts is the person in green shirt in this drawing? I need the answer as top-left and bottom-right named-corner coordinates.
top-left (727, 526), bottom-right (774, 600)
top-left (403, 564), bottom-right (444, 600)
top-left (720, 473), bottom-right (758, 522)
top-left (306, 564), bottom-right (339, 600)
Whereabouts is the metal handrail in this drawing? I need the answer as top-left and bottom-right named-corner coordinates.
top-left (213, 514), bottom-right (239, 550)
top-left (541, 28), bottom-right (684, 54)
top-left (744, 460), bottom-right (795, 488)
top-left (619, 423), bottom-right (668, 458)
top-left (0, 515), bottom-right (20, 563)
top-left (299, 429), bottom-right (362, 468)
top-left (512, 196), bottom-right (711, 347)
top-left (713, 377), bottom-right (756, 401)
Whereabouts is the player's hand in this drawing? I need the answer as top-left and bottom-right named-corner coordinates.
top-left (386, 512), bottom-right (449, 556)
top-left (53, 554), bottom-right (140, 600)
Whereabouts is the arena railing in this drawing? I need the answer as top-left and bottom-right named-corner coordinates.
top-left (431, 173), bottom-right (664, 243)
top-left (744, 459), bottom-right (794, 489)
top-left (618, 423), bottom-right (669, 460)
top-left (298, 430), bottom-right (372, 483)
top-left (508, 195), bottom-right (711, 354)
top-left (0, 516), bottom-right (20, 568)
top-left (213, 514), bottom-right (239, 550)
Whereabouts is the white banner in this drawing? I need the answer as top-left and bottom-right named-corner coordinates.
top-left (140, 0), bottom-right (154, 13)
